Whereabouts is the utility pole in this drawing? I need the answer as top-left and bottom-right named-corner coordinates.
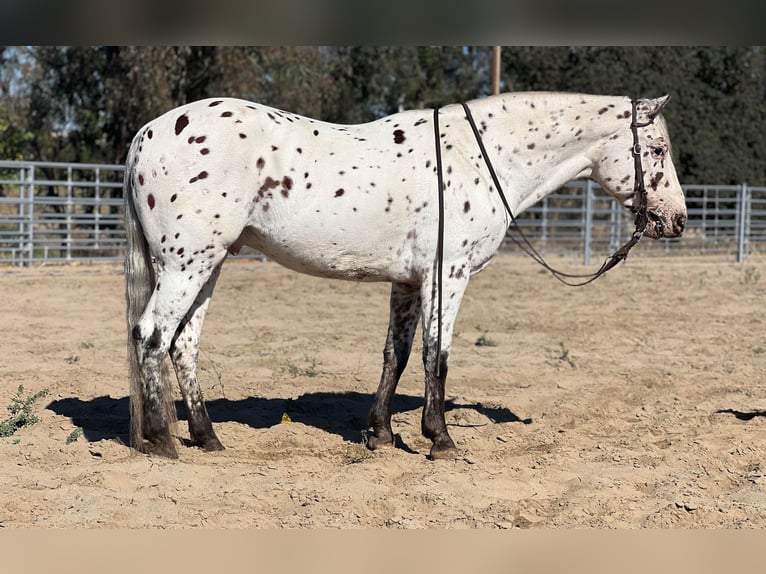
top-left (491, 46), bottom-right (501, 95)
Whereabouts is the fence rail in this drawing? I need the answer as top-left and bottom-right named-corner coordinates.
top-left (2, 160), bottom-right (766, 266)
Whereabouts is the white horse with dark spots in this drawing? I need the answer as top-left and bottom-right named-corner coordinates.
top-left (124, 92), bottom-right (687, 460)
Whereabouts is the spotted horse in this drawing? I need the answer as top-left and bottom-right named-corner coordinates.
top-left (124, 92), bottom-right (687, 460)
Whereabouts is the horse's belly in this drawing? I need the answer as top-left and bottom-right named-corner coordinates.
top-left (236, 226), bottom-right (420, 284)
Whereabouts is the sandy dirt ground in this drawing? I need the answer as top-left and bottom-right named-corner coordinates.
top-left (2, 252), bottom-right (766, 529)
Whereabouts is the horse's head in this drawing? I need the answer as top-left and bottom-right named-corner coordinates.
top-left (592, 95), bottom-right (687, 239)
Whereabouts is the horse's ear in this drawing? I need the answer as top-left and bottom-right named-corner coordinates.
top-left (648, 95), bottom-right (670, 119)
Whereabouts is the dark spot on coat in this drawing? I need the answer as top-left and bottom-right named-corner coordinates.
top-left (313, 129), bottom-right (319, 136)
top-left (598, 107), bottom-right (609, 115)
top-left (175, 114), bottom-right (189, 135)
top-left (170, 194), bottom-right (177, 202)
top-left (256, 157), bottom-right (265, 170)
top-left (257, 177), bottom-right (279, 200)
top-left (393, 129), bottom-right (405, 144)
top-left (177, 247), bottom-right (185, 257)
top-left (221, 111), bottom-right (233, 117)
top-left (240, 133), bottom-right (247, 139)
top-left (147, 194), bottom-right (155, 209)
top-left (335, 189), bottom-right (344, 197)
top-left (189, 171), bottom-right (209, 184)
top-left (527, 143), bottom-right (535, 150)
top-left (209, 100), bottom-right (223, 107)
top-left (464, 201), bottom-right (471, 213)
top-left (138, 173), bottom-right (144, 186)
top-left (200, 148), bottom-right (210, 155)
top-left (147, 130), bottom-right (153, 139)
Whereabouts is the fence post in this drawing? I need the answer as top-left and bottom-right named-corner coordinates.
top-left (17, 165), bottom-right (25, 265)
top-left (583, 180), bottom-right (593, 266)
top-left (27, 165), bottom-right (35, 265)
top-left (66, 165), bottom-right (73, 261)
top-left (736, 182), bottom-right (748, 262)
top-left (95, 167), bottom-right (101, 250)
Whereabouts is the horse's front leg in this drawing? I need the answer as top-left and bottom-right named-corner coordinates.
top-left (420, 271), bottom-right (470, 460)
top-left (366, 282), bottom-right (421, 450)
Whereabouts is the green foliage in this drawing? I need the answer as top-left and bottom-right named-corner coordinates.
top-left (287, 356), bottom-right (318, 378)
top-left (65, 427), bottom-right (83, 444)
top-left (475, 334), bottom-right (497, 347)
top-left (501, 46), bottom-right (766, 186)
top-left (556, 343), bottom-right (576, 369)
top-left (0, 385), bottom-right (49, 438)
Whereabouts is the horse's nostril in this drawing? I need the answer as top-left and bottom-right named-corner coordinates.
top-left (674, 213), bottom-right (687, 232)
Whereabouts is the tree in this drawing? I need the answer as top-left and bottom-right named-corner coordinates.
top-left (501, 46), bottom-right (766, 185)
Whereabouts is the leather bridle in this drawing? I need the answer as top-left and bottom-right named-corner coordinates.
top-left (431, 99), bottom-right (655, 373)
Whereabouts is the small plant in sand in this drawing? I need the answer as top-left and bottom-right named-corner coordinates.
top-left (474, 324), bottom-right (497, 347)
top-left (557, 342), bottom-right (576, 368)
top-left (0, 385), bottom-right (49, 438)
top-left (475, 333), bottom-right (498, 347)
top-left (743, 266), bottom-right (761, 285)
top-left (65, 427), bottom-right (83, 444)
top-left (287, 355), bottom-right (318, 378)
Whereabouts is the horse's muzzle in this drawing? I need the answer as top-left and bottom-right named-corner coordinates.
top-left (646, 210), bottom-right (687, 239)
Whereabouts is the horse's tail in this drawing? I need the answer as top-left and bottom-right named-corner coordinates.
top-left (123, 145), bottom-right (176, 451)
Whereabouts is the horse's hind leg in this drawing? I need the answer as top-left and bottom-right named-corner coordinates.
top-left (169, 262), bottom-right (225, 451)
top-left (366, 282), bottom-right (421, 450)
top-left (132, 250), bottom-right (228, 457)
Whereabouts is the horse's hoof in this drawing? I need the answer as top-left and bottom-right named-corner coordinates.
top-left (429, 440), bottom-right (458, 460)
top-left (138, 438), bottom-right (179, 459)
top-left (201, 437), bottom-right (225, 452)
top-left (364, 431), bottom-right (395, 451)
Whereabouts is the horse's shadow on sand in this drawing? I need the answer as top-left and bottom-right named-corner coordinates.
top-left (715, 408), bottom-right (766, 421)
top-left (46, 392), bottom-right (532, 446)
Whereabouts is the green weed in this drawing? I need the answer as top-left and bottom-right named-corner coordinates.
top-left (475, 334), bottom-right (497, 347)
top-left (0, 386), bottom-right (49, 438)
top-left (287, 356), bottom-right (318, 377)
top-left (743, 266), bottom-right (761, 284)
top-left (66, 427), bottom-right (83, 444)
top-left (557, 342), bottom-right (576, 368)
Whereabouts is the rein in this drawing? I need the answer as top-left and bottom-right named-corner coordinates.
top-left (431, 100), bottom-right (653, 374)
top-left (459, 99), bottom-right (652, 286)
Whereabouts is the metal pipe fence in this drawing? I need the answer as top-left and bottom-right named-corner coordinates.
top-left (2, 160), bottom-right (765, 266)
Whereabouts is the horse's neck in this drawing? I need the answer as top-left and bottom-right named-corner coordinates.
top-left (461, 93), bottom-right (626, 215)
